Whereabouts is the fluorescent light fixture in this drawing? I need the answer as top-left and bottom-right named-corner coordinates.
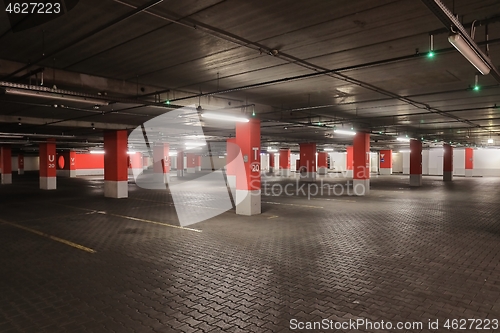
top-left (127, 151), bottom-right (137, 155)
top-left (324, 148), bottom-right (334, 152)
top-left (397, 137), bottom-right (411, 142)
top-left (448, 34), bottom-right (491, 75)
top-left (334, 129), bottom-right (356, 136)
top-left (3, 87), bottom-right (109, 105)
top-left (201, 113), bottom-right (249, 123)
top-left (488, 138), bottom-right (494, 144)
top-left (90, 150), bottom-right (105, 154)
top-left (169, 151), bottom-right (177, 156)
top-left (267, 149), bottom-right (278, 153)
top-left (399, 150), bottom-right (411, 153)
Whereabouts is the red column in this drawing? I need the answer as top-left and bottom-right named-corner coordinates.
top-left (177, 150), bottom-right (184, 177)
top-left (186, 153), bottom-right (197, 173)
top-left (410, 139), bottom-right (422, 186)
top-left (57, 151), bottom-right (77, 177)
top-left (17, 153), bottom-right (24, 175)
top-left (353, 133), bottom-right (370, 195)
top-left (153, 144), bottom-right (169, 182)
top-left (346, 146), bottom-right (354, 177)
top-left (379, 149), bottom-right (393, 175)
top-left (443, 144), bottom-right (453, 181)
top-left (196, 155), bottom-right (202, 171)
top-left (1, 147), bottom-right (12, 184)
top-left (129, 152), bottom-right (143, 175)
top-left (465, 148), bottom-right (473, 177)
top-left (235, 119), bottom-right (261, 215)
top-left (317, 151), bottom-right (328, 175)
top-left (39, 139), bottom-right (56, 190)
top-left (104, 130), bottom-right (128, 198)
top-left (279, 148), bottom-right (291, 177)
top-left (299, 143), bottom-right (316, 181)
top-left (226, 139), bottom-right (238, 188)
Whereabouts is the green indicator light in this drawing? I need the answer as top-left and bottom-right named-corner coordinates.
top-left (473, 85), bottom-right (480, 91)
top-left (252, 110), bottom-right (256, 117)
top-left (428, 51), bottom-right (435, 58)
top-left (165, 100), bottom-right (170, 105)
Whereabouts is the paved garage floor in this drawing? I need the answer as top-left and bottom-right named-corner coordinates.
top-left (1, 173), bottom-right (499, 332)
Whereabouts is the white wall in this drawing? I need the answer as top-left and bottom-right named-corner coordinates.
top-left (261, 154), bottom-right (269, 171)
top-left (392, 153), bottom-right (403, 173)
top-left (329, 152), bottom-right (346, 171)
top-left (291, 153), bottom-right (299, 172)
top-left (422, 150), bottom-right (429, 175)
top-left (474, 149), bottom-right (500, 176)
top-left (11, 156), bottom-right (39, 171)
top-left (402, 152), bottom-right (410, 175)
top-left (428, 149), bottom-right (444, 175)
top-left (370, 152), bottom-right (378, 173)
top-left (453, 149), bottom-right (465, 176)
top-left (201, 156), bottom-right (226, 170)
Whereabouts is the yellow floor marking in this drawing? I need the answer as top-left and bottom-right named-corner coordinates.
top-left (262, 201), bottom-right (323, 209)
top-left (51, 202), bottom-right (201, 233)
top-left (0, 218), bottom-right (96, 254)
top-left (265, 215), bottom-right (279, 219)
top-left (96, 212), bottom-right (202, 233)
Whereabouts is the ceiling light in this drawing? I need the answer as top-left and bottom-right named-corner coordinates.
top-left (201, 113), bottom-right (249, 123)
top-left (90, 150), bottom-right (105, 154)
top-left (488, 138), bottom-right (493, 144)
top-left (448, 33), bottom-right (491, 75)
top-left (399, 150), bottom-right (411, 153)
top-left (127, 151), bottom-right (137, 155)
top-left (2, 87), bottom-right (109, 105)
top-left (324, 148), bottom-right (334, 151)
top-left (334, 129), bottom-right (356, 136)
top-left (397, 137), bottom-right (411, 142)
top-left (268, 149), bottom-right (278, 152)
top-left (169, 151), bottom-right (177, 156)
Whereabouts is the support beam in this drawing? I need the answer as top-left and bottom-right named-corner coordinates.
top-left (346, 146), bottom-right (354, 178)
top-left (299, 143), bottom-right (317, 181)
top-left (1, 147), bottom-right (12, 184)
top-left (410, 140), bottom-right (422, 187)
top-left (379, 150), bottom-right (393, 175)
top-left (317, 151), bottom-right (328, 175)
top-left (465, 147), bottom-right (473, 177)
top-left (39, 139), bottom-right (56, 190)
top-left (226, 139), bottom-right (237, 189)
top-left (17, 153), bottom-right (24, 175)
top-left (279, 148), bottom-right (290, 177)
top-left (443, 144), bottom-right (453, 181)
top-left (353, 133), bottom-right (370, 195)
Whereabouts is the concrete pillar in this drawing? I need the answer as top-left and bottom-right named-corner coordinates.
top-left (279, 148), bottom-right (291, 177)
top-left (104, 130), bottom-right (128, 198)
top-left (176, 150), bottom-right (185, 178)
top-left (39, 139), bottom-right (57, 190)
top-left (299, 143), bottom-right (317, 181)
top-left (1, 147), bottom-right (12, 184)
top-left (235, 118), bottom-right (261, 216)
top-left (379, 149), bottom-right (393, 175)
top-left (57, 151), bottom-right (77, 177)
top-left (186, 153), bottom-right (196, 173)
top-left (226, 139), bottom-right (237, 189)
top-left (346, 146), bottom-right (354, 178)
top-left (129, 152), bottom-right (143, 177)
top-left (443, 144), bottom-right (453, 181)
top-left (153, 144), bottom-right (169, 182)
top-left (142, 156), bottom-right (150, 170)
top-left (465, 147), bottom-right (473, 177)
top-left (269, 152), bottom-right (275, 173)
top-left (410, 139), bottom-right (422, 186)
top-left (17, 154), bottom-right (24, 175)
top-left (317, 151), bottom-right (328, 175)
top-left (196, 155), bottom-right (202, 172)
top-left (353, 133), bottom-right (370, 195)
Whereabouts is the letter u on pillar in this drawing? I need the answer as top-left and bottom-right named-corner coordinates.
top-left (40, 139), bottom-right (57, 190)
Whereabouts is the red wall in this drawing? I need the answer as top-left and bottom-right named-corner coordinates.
top-left (77, 153), bottom-right (105, 169)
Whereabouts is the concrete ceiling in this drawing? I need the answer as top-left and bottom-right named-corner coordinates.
top-left (0, 0), bottom-right (500, 153)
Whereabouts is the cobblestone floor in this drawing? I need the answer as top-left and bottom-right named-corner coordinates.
top-left (0, 172), bottom-right (499, 332)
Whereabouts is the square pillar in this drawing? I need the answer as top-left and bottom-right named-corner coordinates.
top-left (279, 148), bottom-right (291, 177)
top-left (379, 150), bottom-right (393, 175)
top-left (177, 150), bottom-right (185, 177)
top-left (129, 152), bottom-right (143, 177)
top-left (235, 119), bottom-right (261, 216)
top-left (186, 153), bottom-right (196, 173)
top-left (410, 140), bottom-right (422, 186)
top-left (298, 143), bottom-right (316, 181)
top-left (317, 151), bottom-right (328, 175)
top-left (1, 147), bottom-right (12, 184)
top-left (17, 154), bottom-right (24, 175)
top-left (153, 144), bottom-right (169, 183)
top-left (39, 140), bottom-right (57, 190)
top-left (346, 146), bottom-right (354, 178)
top-left (353, 133), bottom-right (370, 195)
top-left (195, 155), bottom-right (201, 171)
top-left (226, 139), bottom-right (238, 189)
top-left (104, 130), bottom-right (128, 198)
top-left (465, 148), bottom-right (473, 177)
top-left (57, 151), bottom-right (77, 177)
top-left (269, 152), bottom-right (275, 173)
top-left (443, 144), bottom-right (453, 181)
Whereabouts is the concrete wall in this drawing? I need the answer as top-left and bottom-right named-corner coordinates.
top-left (474, 149), bottom-right (500, 176)
top-left (201, 156), bottom-right (226, 170)
top-left (402, 152), bottom-right (410, 175)
top-left (392, 153), bottom-right (403, 173)
top-left (11, 156), bottom-right (39, 171)
top-left (329, 152), bottom-right (346, 171)
top-left (453, 149), bottom-right (466, 176)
